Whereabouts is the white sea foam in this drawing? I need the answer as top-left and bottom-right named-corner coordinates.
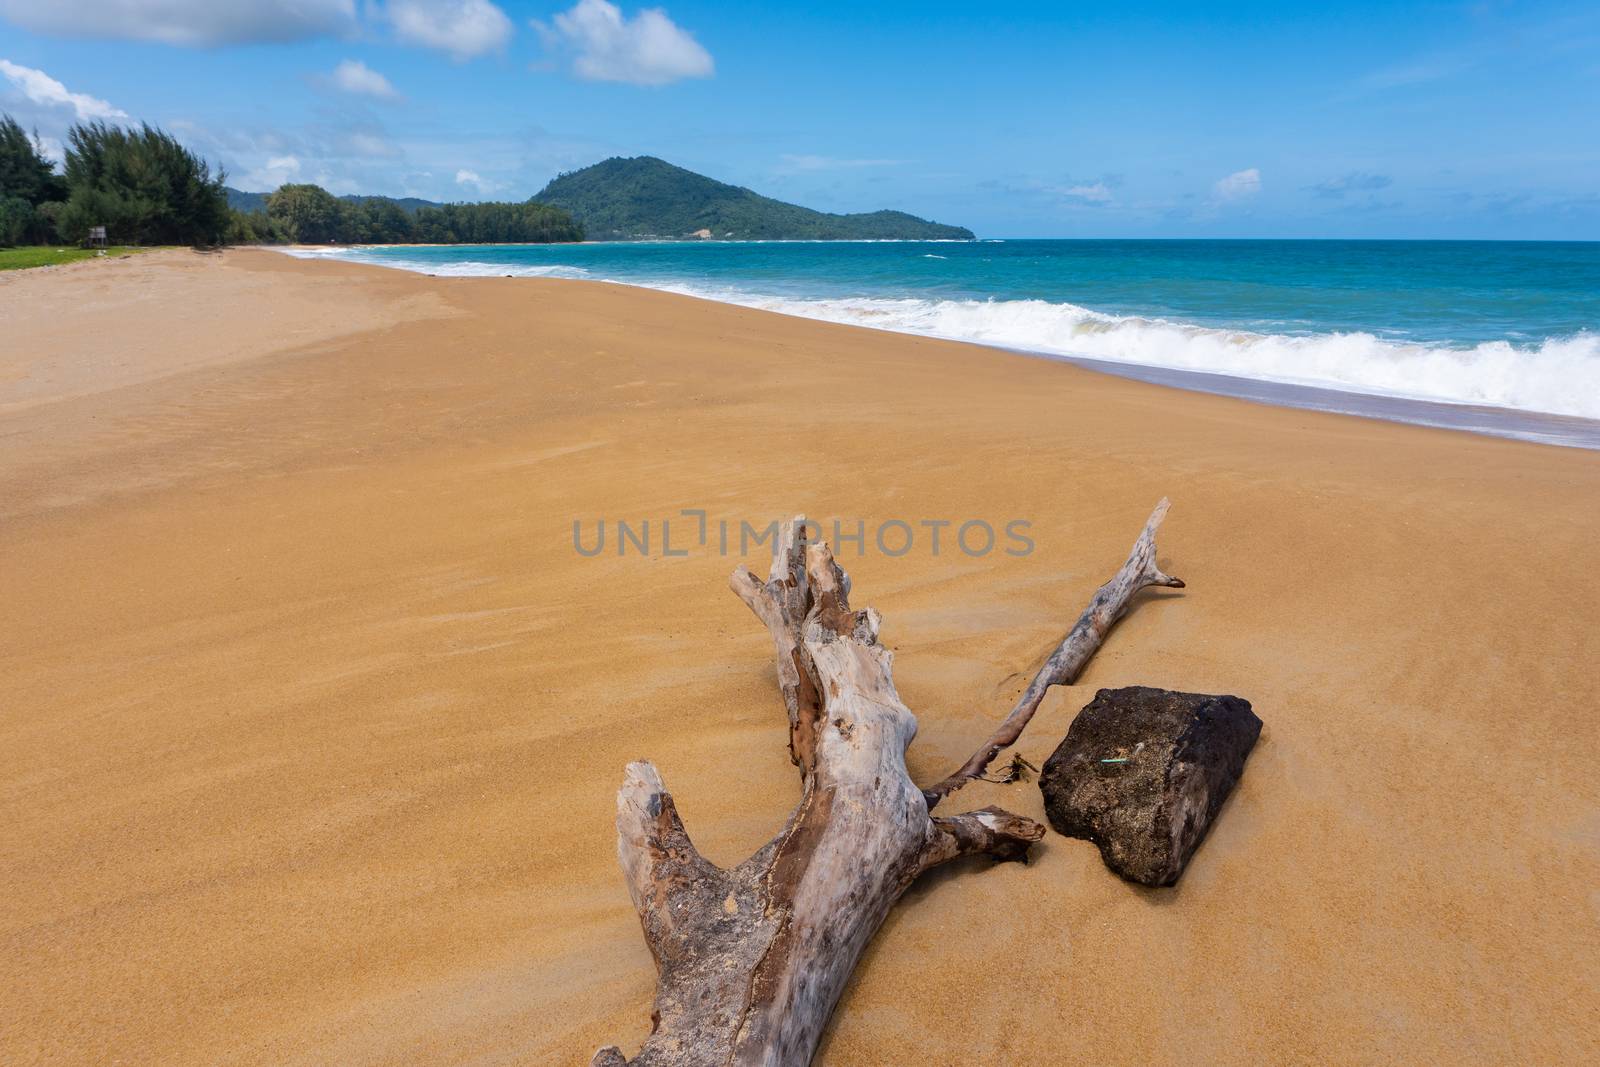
top-left (278, 247), bottom-right (591, 280)
top-left (406, 260), bottom-right (592, 279)
top-left (276, 248), bottom-right (1600, 421)
top-left (676, 291), bottom-right (1600, 420)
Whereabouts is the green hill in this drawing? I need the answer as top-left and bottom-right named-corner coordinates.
top-left (225, 187), bottom-right (440, 215)
top-left (532, 156), bottom-right (973, 241)
top-left (224, 187), bottom-right (270, 213)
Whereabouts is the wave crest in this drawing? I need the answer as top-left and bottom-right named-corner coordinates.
top-left (274, 248), bottom-right (1600, 420)
top-left (279, 248), bottom-right (590, 280)
top-left (718, 293), bottom-right (1600, 419)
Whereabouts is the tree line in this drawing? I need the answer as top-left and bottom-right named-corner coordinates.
top-left (1, 113), bottom-right (583, 248)
top-left (2, 116), bottom-right (229, 246)
top-left (233, 184), bottom-right (584, 245)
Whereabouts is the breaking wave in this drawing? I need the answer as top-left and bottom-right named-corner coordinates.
top-left (280, 247), bottom-right (592, 280)
top-left (675, 290), bottom-right (1600, 420)
top-left (276, 247), bottom-right (1600, 420)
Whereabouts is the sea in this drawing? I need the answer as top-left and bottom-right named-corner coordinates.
top-left (286, 239), bottom-right (1600, 449)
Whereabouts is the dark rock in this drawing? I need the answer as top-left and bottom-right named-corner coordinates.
top-left (1039, 686), bottom-right (1261, 886)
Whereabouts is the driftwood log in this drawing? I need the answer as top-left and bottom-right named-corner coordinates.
top-left (593, 501), bottom-right (1183, 1066)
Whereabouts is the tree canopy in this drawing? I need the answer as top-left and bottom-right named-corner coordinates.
top-left (248, 185), bottom-right (585, 245)
top-left (0, 116), bottom-right (68, 245)
top-left (0, 116), bottom-right (65, 206)
top-left (265, 183), bottom-right (344, 244)
top-left (1, 110), bottom-right (582, 249)
top-left (56, 121), bottom-right (230, 246)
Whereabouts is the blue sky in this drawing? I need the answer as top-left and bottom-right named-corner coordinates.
top-left (1, 0), bottom-right (1596, 238)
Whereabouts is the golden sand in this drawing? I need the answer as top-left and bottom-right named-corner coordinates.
top-left (2, 249), bottom-right (1596, 1064)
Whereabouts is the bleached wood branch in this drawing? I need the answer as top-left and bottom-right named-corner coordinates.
top-left (922, 499), bottom-right (1183, 808)
top-left (595, 502), bottom-right (1181, 1066)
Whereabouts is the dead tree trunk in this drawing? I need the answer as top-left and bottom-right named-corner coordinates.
top-left (593, 501), bottom-right (1182, 1067)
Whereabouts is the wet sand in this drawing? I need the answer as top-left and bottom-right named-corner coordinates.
top-left (2, 248), bottom-right (1597, 1065)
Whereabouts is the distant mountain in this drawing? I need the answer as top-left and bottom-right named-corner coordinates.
top-left (531, 156), bottom-right (973, 241)
top-left (225, 187), bottom-right (441, 215)
top-left (225, 187), bottom-right (270, 213)
top-left (343, 193), bottom-right (442, 214)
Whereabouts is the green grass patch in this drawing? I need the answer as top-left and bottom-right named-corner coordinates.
top-left (0, 246), bottom-right (154, 271)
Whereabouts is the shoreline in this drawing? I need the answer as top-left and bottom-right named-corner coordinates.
top-left (274, 244), bottom-right (1600, 450)
top-left (1049, 352), bottom-right (1600, 449)
top-left (3, 249), bottom-right (1597, 1065)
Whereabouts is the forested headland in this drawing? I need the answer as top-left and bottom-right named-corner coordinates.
top-left (4, 116), bottom-right (976, 255)
top-left (0, 114), bottom-right (584, 252)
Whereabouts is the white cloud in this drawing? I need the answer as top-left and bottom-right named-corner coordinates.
top-left (1057, 182), bottom-right (1112, 204)
top-left (241, 154), bottom-right (302, 191)
top-left (779, 154), bottom-right (903, 172)
top-left (1214, 168), bottom-right (1262, 201)
top-left (386, 0), bottom-right (513, 60)
top-left (0, 59), bottom-right (128, 121)
top-left (0, 0), bottom-right (356, 47)
top-left (1354, 55), bottom-right (1467, 93)
top-left (535, 0), bottom-right (712, 86)
top-left (1309, 171), bottom-right (1392, 199)
top-left (329, 59), bottom-right (400, 101)
top-left (346, 131), bottom-right (402, 158)
top-left (457, 167), bottom-right (507, 192)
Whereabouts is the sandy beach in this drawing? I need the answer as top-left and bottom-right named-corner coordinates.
top-left (2, 248), bottom-right (1597, 1065)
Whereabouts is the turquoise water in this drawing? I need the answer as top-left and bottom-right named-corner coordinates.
top-left (292, 240), bottom-right (1600, 445)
